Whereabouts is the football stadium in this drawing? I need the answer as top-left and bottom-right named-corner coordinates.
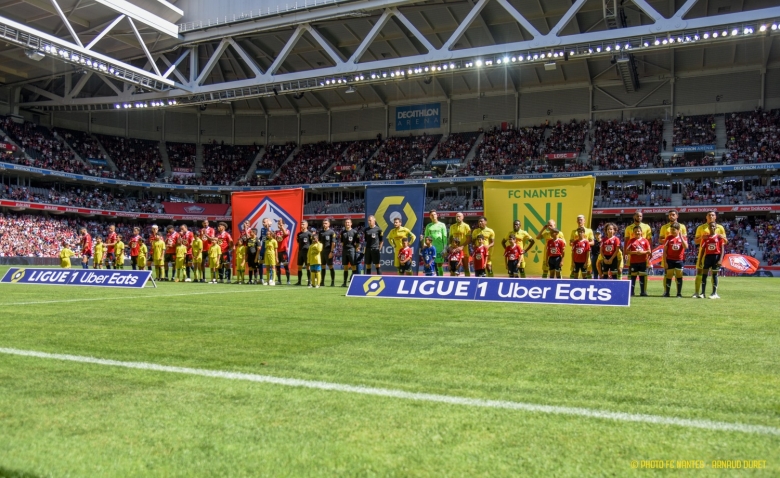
top-left (0, 0), bottom-right (779, 475)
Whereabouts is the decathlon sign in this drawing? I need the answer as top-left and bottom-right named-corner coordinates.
top-left (395, 103), bottom-right (441, 131)
top-left (1, 268), bottom-right (151, 288)
top-left (347, 276), bottom-right (631, 306)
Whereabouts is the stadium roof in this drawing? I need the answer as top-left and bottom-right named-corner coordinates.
top-left (1, 0), bottom-right (779, 113)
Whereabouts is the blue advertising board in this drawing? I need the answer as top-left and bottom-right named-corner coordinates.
top-left (1, 268), bottom-right (152, 288)
top-left (365, 185), bottom-right (426, 273)
top-left (431, 159), bottom-right (462, 166)
top-left (347, 275), bottom-right (632, 307)
top-left (673, 144), bottom-right (716, 153)
top-left (87, 158), bottom-right (108, 166)
top-left (395, 103), bottom-right (441, 131)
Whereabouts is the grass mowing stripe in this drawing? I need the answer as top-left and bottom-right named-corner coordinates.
top-left (0, 286), bottom-right (294, 306)
top-left (2, 347), bottom-right (778, 437)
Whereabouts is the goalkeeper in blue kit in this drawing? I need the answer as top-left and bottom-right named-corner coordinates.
top-left (420, 236), bottom-right (437, 276)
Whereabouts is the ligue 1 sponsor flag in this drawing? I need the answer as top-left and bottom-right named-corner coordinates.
top-left (722, 254), bottom-right (760, 274)
top-left (649, 245), bottom-right (664, 266)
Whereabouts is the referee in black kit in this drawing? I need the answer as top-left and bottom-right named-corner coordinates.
top-left (363, 214), bottom-right (384, 275)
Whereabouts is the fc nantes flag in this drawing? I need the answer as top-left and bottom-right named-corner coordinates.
top-left (484, 177), bottom-right (595, 277)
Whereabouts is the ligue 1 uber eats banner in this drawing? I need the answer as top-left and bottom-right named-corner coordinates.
top-left (1, 268), bottom-right (151, 288)
top-left (347, 276), bottom-right (631, 307)
top-left (231, 189), bottom-right (304, 275)
top-left (365, 185), bottom-right (426, 273)
top-left (484, 177), bottom-right (596, 277)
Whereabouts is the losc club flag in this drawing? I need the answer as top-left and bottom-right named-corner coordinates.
top-left (1, 268), bottom-right (151, 288)
top-left (484, 177), bottom-right (595, 277)
top-left (722, 254), bottom-right (760, 274)
top-left (232, 189), bottom-right (304, 275)
top-left (649, 245), bottom-right (665, 266)
top-left (365, 185), bottom-right (426, 273)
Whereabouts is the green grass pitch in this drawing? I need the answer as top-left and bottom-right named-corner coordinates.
top-left (0, 266), bottom-right (778, 477)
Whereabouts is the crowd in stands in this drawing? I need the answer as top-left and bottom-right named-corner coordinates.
top-left (238, 142), bottom-right (296, 186)
top-left (96, 134), bottom-right (164, 182)
top-left (542, 120), bottom-right (589, 155)
top-left (673, 114), bottom-right (716, 146)
top-left (590, 119), bottom-right (663, 170)
top-left (56, 128), bottom-right (113, 176)
top-left (434, 132), bottom-right (479, 160)
top-left (200, 143), bottom-right (260, 185)
top-left (327, 139), bottom-right (382, 182)
top-left (271, 141), bottom-right (346, 185)
top-left (725, 108), bottom-right (780, 163)
top-left (364, 134), bottom-right (440, 180)
top-left (0, 183), bottom-right (162, 213)
top-left (466, 126), bottom-right (545, 176)
top-left (756, 219), bottom-right (780, 265)
top-left (167, 142), bottom-right (196, 170)
top-left (1, 117), bottom-right (91, 175)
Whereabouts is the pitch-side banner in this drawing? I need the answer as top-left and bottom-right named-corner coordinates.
top-left (365, 185), bottom-right (426, 273)
top-left (347, 276), bottom-right (631, 307)
top-left (1, 268), bottom-right (151, 288)
top-left (484, 177), bottom-right (595, 277)
top-left (232, 189), bottom-right (304, 275)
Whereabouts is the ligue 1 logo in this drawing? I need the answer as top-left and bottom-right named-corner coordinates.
top-left (363, 276), bottom-right (385, 296)
top-left (374, 196), bottom-right (418, 233)
top-left (240, 197), bottom-right (298, 251)
top-left (10, 269), bottom-right (26, 283)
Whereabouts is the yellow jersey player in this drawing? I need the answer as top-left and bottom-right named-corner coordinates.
top-left (191, 235), bottom-right (203, 282)
top-left (449, 212), bottom-right (471, 276)
top-left (208, 239), bottom-right (222, 283)
top-left (501, 220), bottom-right (535, 278)
top-left (471, 216), bottom-right (496, 276)
top-left (175, 239), bottom-right (187, 282)
top-left (387, 217), bottom-right (416, 274)
top-left (623, 211), bottom-right (653, 243)
top-left (137, 241), bottom-right (148, 274)
top-left (535, 219), bottom-right (557, 278)
top-left (693, 211), bottom-right (727, 297)
top-left (235, 237), bottom-right (247, 284)
top-left (307, 232), bottom-right (323, 288)
top-left (93, 237), bottom-right (104, 269)
top-left (59, 242), bottom-right (75, 268)
top-left (152, 235), bottom-right (166, 281)
top-left (569, 214), bottom-right (594, 275)
top-left (264, 229), bottom-right (278, 286)
top-left (114, 235), bottom-right (125, 269)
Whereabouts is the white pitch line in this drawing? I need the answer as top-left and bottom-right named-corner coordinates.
top-left (0, 287), bottom-right (293, 306)
top-left (0, 347), bottom-right (777, 436)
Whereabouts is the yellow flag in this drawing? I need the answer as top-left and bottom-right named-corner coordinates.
top-left (483, 177), bottom-right (595, 276)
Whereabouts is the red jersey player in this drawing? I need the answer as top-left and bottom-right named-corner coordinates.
top-left (200, 220), bottom-right (216, 281)
top-left (164, 225), bottom-right (180, 281)
top-left (215, 222), bottom-right (234, 283)
top-left (397, 237), bottom-right (413, 275)
top-left (599, 223), bottom-right (622, 279)
top-left (79, 227), bottom-right (92, 269)
top-left (696, 222), bottom-right (727, 299)
top-left (472, 234), bottom-right (489, 277)
top-left (448, 238), bottom-right (463, 276)
top-left (625, 225), bottom-right (652, 296)
top-left (503, 234), bottom-right (523, 278)
top-left (545, 228), bottom-right (566, 279)
top-left (570, 227), bottom-right (591, 279)
top-left (179, 224), bottom-right (195, 281)
top-left (129, 227), bottom-right (143, 270)
top-left (275, 220), bottom-right (290, 284)
top-left (662, 222), bottom-right (688, 297)
top-left (104, 224), bottom-right (117, 269)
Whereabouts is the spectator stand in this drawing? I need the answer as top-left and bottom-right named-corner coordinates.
top-left (467, 125), bottom-right (545, 176)
top-left (725, 108), bottom-right (780, 164)
top-left (590, 118), bottom-right (663, 171)
top-left (364, 134), bottom-right (441, 181)
top-left (200, 143), bottom-right (261, 186)
top-left (326, 139), bottom-right (382, 183)
top-left (95, 134), bottom-right (165, 182)
top-left (1, 117), bottom-right (92, 176)
top-left (270, 141), bottom-right (348, 186)
top-left (239, 142), bottom-right (297, 186)
top-left (55, 127), bottom-right (115, 177)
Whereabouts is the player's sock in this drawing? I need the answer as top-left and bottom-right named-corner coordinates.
top-left (343, 270), bottom-right (348, 285)
top-left (640, 276), bottom-right (647, 295)
top-left (285, 268), bottom-right (290, 282)
top-left (629, 276), bottom-right (637, 294)
top-left (701, 274), bottom-right (708, 295)
top-left (676, 277), bottom-right (683, 295)
top-left (712, 273), bottom-right (719, 294)
top-left (436, 265), bottom-right (443, 276)
top-left (464, 267), bottom-right (470, 277)
top-left (541, 272), bottom-right (548, 278)
top-left (330, 268), bottom-right (335, 285)
top-left (695, 273), bottom-right (703, 295)
top-left (297, 271), bottom-right (302, 284)
top-left (306, 270), bottom-right (311, 285)
top-left (665, 278), bottom-right (672, 293)
top-left (487, 269), bottom-right (493, 277)
top-left (186, 266), bottom-right (191, 279)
